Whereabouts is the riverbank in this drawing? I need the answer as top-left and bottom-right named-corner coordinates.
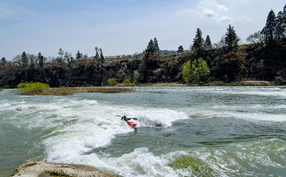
top-left (137, 80), bottom-right (277, 87)
top-left (10, 161), bottom-right (118, 177)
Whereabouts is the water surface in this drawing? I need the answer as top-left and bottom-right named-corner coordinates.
top-left (0, 86), bottom-right (286, 176)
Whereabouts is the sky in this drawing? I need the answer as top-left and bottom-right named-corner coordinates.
top-left (1, 0), bottom-right (286, 60)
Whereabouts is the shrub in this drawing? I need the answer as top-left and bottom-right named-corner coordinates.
top-left (107, 78), bottom-right (118, 86)
top-left (17, 82), bottom-right (50, 95)
top-left (122, 79), bottom-right (132, 84)
top-left (16, 82), bottom-right (76, 95)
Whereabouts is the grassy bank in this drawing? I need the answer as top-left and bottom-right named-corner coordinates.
top-left (15, 82), bottom-right (135, 95)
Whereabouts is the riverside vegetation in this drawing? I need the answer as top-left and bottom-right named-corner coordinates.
top-left (1, 5), bottom-right (286, 88)
top-left (15, 82), bottom-right (134, 95)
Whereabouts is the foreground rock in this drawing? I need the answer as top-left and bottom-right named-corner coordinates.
top-left (11, 161), bottom-right (117, 177)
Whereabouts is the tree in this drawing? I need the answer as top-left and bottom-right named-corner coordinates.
top-left (192, 28), bottom-right (204, 51)
top-left (275, 11), bottom-right (284, 40)
top-left (205, 35), bottom-right (212, 49)
top-left (154, 37), bottom-right (160, 55)
top-left (146, 39), bottom-right (155, 57)
top-left (0, 57), bottom-right (6, 68)
top-left (99, 48), bottom-right (105, 62)
top-left (225, 25), bottom-right (239, 53)
top-left (21, 51), bottom-right (28, 68)
top-left (76, 51), bottom-right (82, 60)
top-left (283, 4), bottom-right (286, 23)
top-left (182, 58), bottom-right (210, 84)
top-left (246, 31), bottom-right (264, 44)
top-left (182, 60), bottom-right (191, 84)
top-left (178, 45), bottom-right (184, 53)
top-left (262, 10), bottom-right (276, 43)
top-left (95, 47), bottom-right (99, 59)
top-left (58, 48), bottom-right (64, 59)
top-left (283, 4), bottom-right (286, 37)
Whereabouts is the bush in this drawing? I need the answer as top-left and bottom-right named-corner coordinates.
top-left (107, 78), bottom-right (118, 86)
top-left (16, 82), bottom-right (76, 95)
top-left (17, 82), bottom-right (50, 95)
top-left (122, 79), bottom-right (132, 84)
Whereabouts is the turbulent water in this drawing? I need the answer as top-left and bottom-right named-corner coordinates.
top-left (1, 86), bottom-right (286, 177)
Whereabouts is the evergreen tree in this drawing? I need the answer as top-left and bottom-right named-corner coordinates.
top-left (282, 4), bottom-right (286, 37)
top-left (262, 10), bottom-right (276, 43)
top-left (154, 37), bottom-right (160, 55)
top-left (283, 4), bottom-right (286, 22)
top-left (225, 25), bottom-right (239, 53)
top-left (205, 35), bottom-right (212, 48)
top-left (99, 48), bottom-right (105, 62)
top-left (192, 28), bottom-right (204, 51)
top-left (75, 51), bottom-right (82, 60)
top-left (38, 52), bottom-right (44, 68)
top-left (178, 45), bottom-right (184, 53)
top-left (0, 57), bottom-right (6, 68)
top-left (21, 51), bottom-right (28, 68)
top-left (146, 39), bottom-right (155, 57)
top-left (95, 47), bottom-right (99, 59)
top-left (58, 48), bottom-right (64, 59)
top-left (275, 11), bottom-right (284, 40)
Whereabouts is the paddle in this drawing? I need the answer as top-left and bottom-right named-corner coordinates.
top-left (116, 115), bottom-right (137, 120)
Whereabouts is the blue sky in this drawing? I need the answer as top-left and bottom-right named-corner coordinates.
top-left (1, 0), bottom-right (285, 60)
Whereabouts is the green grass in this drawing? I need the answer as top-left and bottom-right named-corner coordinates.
top-left (15, 82), bottom-right (76, 96)
top-left (15, 82), bottom-right (134, 95)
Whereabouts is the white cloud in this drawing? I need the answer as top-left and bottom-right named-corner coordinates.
top-left (176, 0), bottom-right (234, 24)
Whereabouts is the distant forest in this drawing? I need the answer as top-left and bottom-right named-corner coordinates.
top-left (1, 4), bottom-right (286, 87)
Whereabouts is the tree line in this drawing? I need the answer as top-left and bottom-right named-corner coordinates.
top-left (1, 4), bottom-right (286, 87)
top-left (181, 4), bottom-right (286, 84)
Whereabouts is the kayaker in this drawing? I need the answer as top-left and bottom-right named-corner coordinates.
top-left (121, 115), bottom-right (131, 122)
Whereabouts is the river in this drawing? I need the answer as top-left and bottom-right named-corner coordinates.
top-left (1, 86), bottom-right (286, 177)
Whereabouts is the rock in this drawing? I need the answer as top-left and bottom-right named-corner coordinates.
top-left (10, 161), bottom-right (118, 177)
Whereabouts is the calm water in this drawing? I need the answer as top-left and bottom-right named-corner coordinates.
top-left (1, 86), bottom-right (286, 177)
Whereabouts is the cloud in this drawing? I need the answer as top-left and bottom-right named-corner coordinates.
top-left (176, 0), bottom-right (234, 24)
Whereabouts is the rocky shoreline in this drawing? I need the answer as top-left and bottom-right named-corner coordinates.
top-left (11, 161), bottom-right (118, 177)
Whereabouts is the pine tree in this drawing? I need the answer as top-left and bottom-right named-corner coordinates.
top-left (38, 52), bottom-right (44, 68)
top-left (262, 10), bottom-right (276, 43)
top-left (225, 25), bottom-right (239, 53)
top-left (282, 4), bottom-right (286, 37)
top-left (178, 45), bottom-right (184, 53)
top-left (154, 37), bottom-right (160, 55)
top-left (0, 57), bottom-right (6, 68)
top-left (95, 47), bottom-right (99, 59)
top-left (58, 48), bottom-right (64, 59)
top-left (21, 51), bottom-right (28, 68)
top-left (193, 28), bottom-right (204, 51)
top-left (283, 4), bottom-right (286, 22)
top-left (275, 11), bottom-right (284, 40)
top-left (205, 35), bottom-right (212, 48)
top-left (99, 48), bottom-right (105, 62)
top-left (76, 51), bottom-right (82, 60)
top-left (146, 39), bottom-right (155, 57)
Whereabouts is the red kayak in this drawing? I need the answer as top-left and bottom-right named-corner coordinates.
top-left (127, 121), bottom-right (137, 127)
